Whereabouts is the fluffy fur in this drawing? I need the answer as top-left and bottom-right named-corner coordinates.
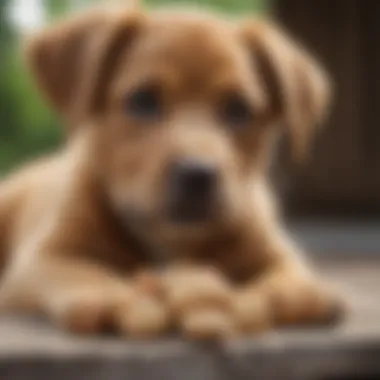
top-left (0, 2), bottom-right (342, 339)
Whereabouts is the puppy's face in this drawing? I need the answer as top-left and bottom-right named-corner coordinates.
top-left (27, 6), bottom-right (331, 240)
top-left (96, 13), bottom-right (272, 234)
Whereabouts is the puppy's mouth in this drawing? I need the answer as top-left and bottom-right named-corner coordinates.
top-left (167, 196), bottom-right (218, 224)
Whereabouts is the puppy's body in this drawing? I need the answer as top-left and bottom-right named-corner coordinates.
top-left (0, 4), bottom-right (342, 338)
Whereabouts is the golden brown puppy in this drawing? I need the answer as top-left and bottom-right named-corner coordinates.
top-left (0, 2), bottom-right (343, 339)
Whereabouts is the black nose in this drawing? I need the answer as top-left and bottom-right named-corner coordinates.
top-left (172, 159), bottom-right (217, 197)
top-left (168, 159), bottom-right (219, 222)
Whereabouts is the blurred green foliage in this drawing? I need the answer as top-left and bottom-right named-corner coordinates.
top-left (145, 0), bottom-right (268, 14)
top-left (0, 0), bottom-right (267, 174)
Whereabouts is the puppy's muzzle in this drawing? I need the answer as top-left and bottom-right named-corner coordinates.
top-left (167, 159), bottom-right (219, 223)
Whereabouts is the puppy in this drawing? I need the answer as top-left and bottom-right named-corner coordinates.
top-left (0, 2), bottom-right (343, 339)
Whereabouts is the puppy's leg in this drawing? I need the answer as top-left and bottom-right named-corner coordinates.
top-left (230, 224), bottom-right (344, 331)
top-left (0, 256), bottom-right (169, 337)
top-left (161, 265), bottom-right (238, 340)
top-left (212, 181), bottom-right (345, 332)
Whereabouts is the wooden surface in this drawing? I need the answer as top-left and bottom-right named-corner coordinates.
top-left (0, 259), bottom-right (379, 380)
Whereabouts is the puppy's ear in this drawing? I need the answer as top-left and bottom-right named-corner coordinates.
top-left (25, 9), bottom-right (144, 128)
top-left (240, 20), bottom-right (332, 159)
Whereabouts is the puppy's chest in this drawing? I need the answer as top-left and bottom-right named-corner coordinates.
top-left (146, 235), bottom-right (260, 283)
top-left (93, 225), bottom-right (260, 283)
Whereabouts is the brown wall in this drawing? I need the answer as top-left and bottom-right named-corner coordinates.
top-left (274, 0), bottom-right (380, 216)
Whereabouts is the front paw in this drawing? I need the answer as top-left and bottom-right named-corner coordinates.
top-left (232, 291), bottom-right (271, 334)
top-left (260, 275), bottom-right (345, 327)
top-left (116, 293), bottom-right (169, 338)
top-left (163, 267), bottom-right (236, 340)
top-left (51, 285), bottom-right (169, 338)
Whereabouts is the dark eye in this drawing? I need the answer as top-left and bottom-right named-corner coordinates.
top-left (124, 85), bottom-right (163, 120)
top-left (220, 93), bottom-right (254, 127)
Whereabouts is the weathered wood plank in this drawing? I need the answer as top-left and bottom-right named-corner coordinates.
top-left (0, 259), bottom-right (379, 380)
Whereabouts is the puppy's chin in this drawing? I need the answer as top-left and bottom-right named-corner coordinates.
top-left (115, 200), bottom-right (230, 248)
top-left (160, 197), bottom-right (247, 245)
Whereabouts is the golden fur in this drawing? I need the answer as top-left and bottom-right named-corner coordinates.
top-left (0, 2), bottom-right (342, 339)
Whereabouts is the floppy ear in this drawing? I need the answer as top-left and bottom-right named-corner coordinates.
top-left (240, 20), bottom-right (332, 159)
top-left (25, 8), bottom-right (144, 128)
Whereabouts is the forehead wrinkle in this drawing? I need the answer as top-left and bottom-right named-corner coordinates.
top-left (113, 13), bottom-right (267, 107)
top-left (133, 23), bottom-right (241, 92)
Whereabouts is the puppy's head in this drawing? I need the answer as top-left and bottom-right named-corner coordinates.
top-left (26, 4), bottom-right (331, 242)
